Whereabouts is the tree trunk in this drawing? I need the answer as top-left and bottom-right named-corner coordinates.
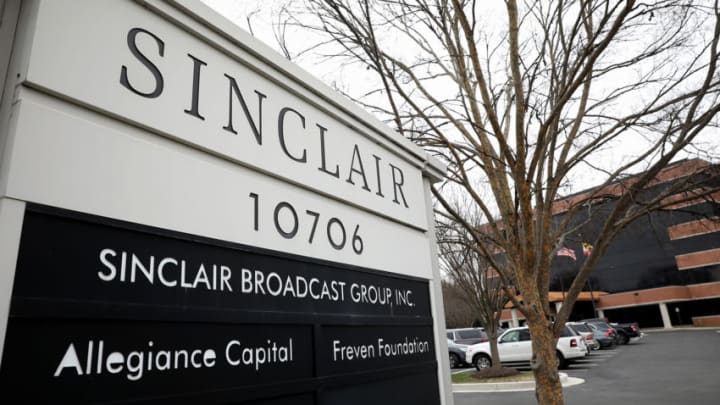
top-left (488, 328), bottom-right (501, 369)
top-left (527, 319), bottom-right (564, 405)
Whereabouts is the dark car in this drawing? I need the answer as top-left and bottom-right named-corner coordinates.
top-left (447, 339), bottom-right (469, 368)
top-left (446, 328), bottom-right (488, 345)
top-left (583, 319), bottom-right (617, 348)
top-left (609, 322), bottom-right (642, 344)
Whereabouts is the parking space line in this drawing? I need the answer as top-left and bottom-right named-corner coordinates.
top-left (587, 353), bottom-right (617, 357)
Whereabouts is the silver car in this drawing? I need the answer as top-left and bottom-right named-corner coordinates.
top-left (567, 322), bottom-right (600, 351)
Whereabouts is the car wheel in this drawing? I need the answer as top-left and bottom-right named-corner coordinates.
top-left (449, 353), bottom-right (460, 368)
top-left (556, 351), bottom-right (568, 370)
top-left (617, 333), bottom-right (629, 345)
top-left (474, 354), bottom-right (492, 370)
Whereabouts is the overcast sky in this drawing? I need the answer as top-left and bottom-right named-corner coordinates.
top-left (201, 0), bottom-right (719, 196)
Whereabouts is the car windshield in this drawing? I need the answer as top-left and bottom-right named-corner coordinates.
top-left (571, 324), bottom-right (590, 332)
top-left (500, 330), bottom-right (520, 342)
top-left (590, 322), bottom-right (610, 331)
top-left (560, 326), bottom-right (576, 337)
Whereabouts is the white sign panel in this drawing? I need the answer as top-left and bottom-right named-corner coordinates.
top-left (23, 0), bottom-right (428, 231)
top-left (4, 90), bottom-right (433, 276)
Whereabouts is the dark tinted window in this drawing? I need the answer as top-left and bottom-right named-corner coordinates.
top-left (518, 330), bottom-right (532, 341)
top-left (457, 329), bottom-right (483, 339)
top-left (446, 332), bottom-right (453, 339)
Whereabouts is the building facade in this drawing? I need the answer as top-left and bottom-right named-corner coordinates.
top-left (502, 159), bottom-right (720, 329)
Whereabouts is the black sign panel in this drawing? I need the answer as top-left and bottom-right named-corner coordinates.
top-left (0, 206), bottom-right (439, 404)
top-left (1, 320), bottom-right (312, 403)
top-left (324, 372), bottom-right (442, 405)
top-left (318, 326), bottom-right (435, 375)
top-left (9, 207), bottom-right (430, 321)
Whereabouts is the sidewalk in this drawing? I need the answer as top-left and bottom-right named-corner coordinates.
top-left (642, 326), bottom-right (720, 333)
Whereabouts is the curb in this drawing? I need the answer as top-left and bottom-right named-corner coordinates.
top-left (642, 327), bottom-right (720, 333)
top-left (452, 372), bottom-right (585, 393)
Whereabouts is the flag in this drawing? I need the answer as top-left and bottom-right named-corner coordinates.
top-left (557, 246), bottom-right (576, 261)
top-left (582, 242), bottom-right (593, 257)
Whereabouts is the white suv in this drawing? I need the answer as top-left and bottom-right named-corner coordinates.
top-left (465, 326), bottom-right (587, 370)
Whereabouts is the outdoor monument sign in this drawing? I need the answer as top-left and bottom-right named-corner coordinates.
top-left (0, 0), bottom-right (451, 404)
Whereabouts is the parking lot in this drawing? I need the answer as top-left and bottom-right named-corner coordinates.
top-left (453, 329), bottom-right (720, 405)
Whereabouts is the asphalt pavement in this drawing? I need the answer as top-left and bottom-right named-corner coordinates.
top-left (453, 329), bottom-right (720, 405)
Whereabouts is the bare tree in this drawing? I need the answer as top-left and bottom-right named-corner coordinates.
top-left (440, 280), bottom-right (478, 328)
top-left (437, 214), bottom-right (510, 370)
top-left (277, 1), bottom-right (720, 403)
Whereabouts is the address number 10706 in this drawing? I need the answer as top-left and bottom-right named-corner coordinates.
top-left (249, 193), bottom-right (364, 255)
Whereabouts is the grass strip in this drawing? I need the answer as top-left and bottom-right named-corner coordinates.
top-left (452, 370), bottom-right (535, 384)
